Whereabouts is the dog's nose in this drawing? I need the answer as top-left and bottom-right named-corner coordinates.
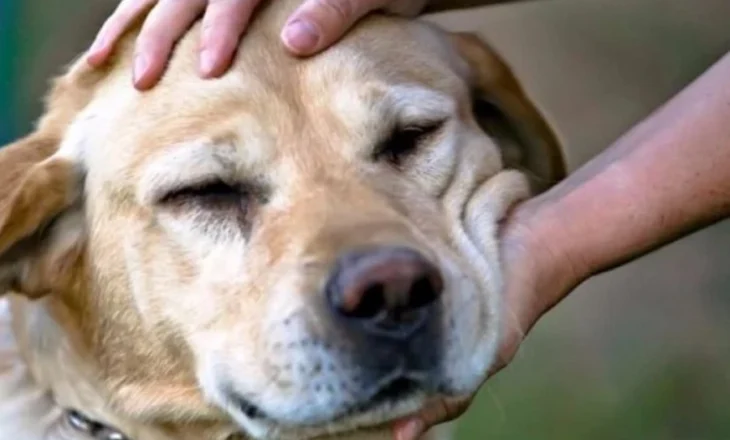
top-left (326, 246), bottom-right (443, 340)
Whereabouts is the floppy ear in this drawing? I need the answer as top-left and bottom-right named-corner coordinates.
top-left (0, 55), bottom-right (101, 298)
top-left (450, 32), bottom-right (567, 192)
top-left (0, 134), bottom-right (86, 298)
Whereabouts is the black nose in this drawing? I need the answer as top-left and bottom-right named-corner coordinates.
top-left (326, 246), bottom-right (443, 340)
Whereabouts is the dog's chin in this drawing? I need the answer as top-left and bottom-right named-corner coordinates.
top-left (230, 388), bottom-right (429, 440)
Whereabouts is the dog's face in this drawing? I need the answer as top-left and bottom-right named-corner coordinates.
top-left (0, 3), bottom-right (563, 439)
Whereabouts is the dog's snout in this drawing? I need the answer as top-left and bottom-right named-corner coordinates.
top-left (326, 246), bottom-right (443, 339)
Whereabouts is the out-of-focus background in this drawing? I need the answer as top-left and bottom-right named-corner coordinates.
top-left (2, 0), bottom-right (730, 438)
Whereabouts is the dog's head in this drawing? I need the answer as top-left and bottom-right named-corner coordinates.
top-left (0, 2), bottom-right (564, 439)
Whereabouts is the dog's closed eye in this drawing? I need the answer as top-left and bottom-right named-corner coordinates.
top-left (154, 178), bottom-right (269, 239)
top-left (159, 180), bottom-right (251, 212)
top-left (373, 120), bottom-right (445, 167)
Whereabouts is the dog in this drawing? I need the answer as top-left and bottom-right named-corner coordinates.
top-left (0, 0), bottom-right (565, 438)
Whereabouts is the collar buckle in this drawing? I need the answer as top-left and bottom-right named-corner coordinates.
top-left (65, 409), bottom-right (130, 440)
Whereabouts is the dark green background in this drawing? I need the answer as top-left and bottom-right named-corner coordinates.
top-left (0, 1), bottom-right (19, 144)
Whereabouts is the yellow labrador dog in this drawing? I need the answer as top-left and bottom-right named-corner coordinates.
top-left (0, 0), bottom-right (565, 439)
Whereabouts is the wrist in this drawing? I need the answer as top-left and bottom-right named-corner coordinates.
top-left (502, 195), bottom-right (591, 320)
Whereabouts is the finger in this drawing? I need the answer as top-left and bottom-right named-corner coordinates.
top-left (392, 397), bottom-right (471, 440)
top-left (417, 397), bottom-right (471, 429)
top-left (133, 0), bottom-right (207, 90)
top-left (487, 342), bottom-right (517, 377)
top-left (199, 0), bottom-right (262, 78)
top-left (392, 417), bottom-right (425, 440)
top-left (280, 0), bottom-right (386, 56)
top-left (486, 295), bottom-right (529, 378)
top-left (87, 0), bottom-right (158, 66)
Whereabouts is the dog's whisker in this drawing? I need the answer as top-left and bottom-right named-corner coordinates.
top-left (485, 384), bottom-right (508, 424)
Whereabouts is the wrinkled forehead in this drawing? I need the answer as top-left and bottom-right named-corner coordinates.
top-left (80, 17), bottom-right (468, 194)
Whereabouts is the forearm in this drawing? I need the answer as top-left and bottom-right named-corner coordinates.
top-left (424, 0), bottom-right (531, 15)
top-left (528, 51), bottom-right (730, 296)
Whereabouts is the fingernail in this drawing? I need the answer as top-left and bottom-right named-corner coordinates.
top-left (397, 420), bottom-right (424, 440)
top-left (199, 49), bottom-right (215, 77)
top-left (133, 54), bottom-right (148, 85)
top-left (282, 20), bottom-right (319, 53)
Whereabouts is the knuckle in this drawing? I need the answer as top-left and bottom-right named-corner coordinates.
top-left (140, 6), bottom-right (187, 44)
top-left (137, 29), bottom-right (171, 55)
top-left (204, 0), bottom-right (249, 27)
top-left (201, 16), bottom-right (235, 42)
top-left (209, 0), bottom-right (250, 10)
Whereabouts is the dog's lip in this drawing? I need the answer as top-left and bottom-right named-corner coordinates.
top-left (348, 377), bottom-right (421, 414)
top-left (227, 374), bottom-right (426, 427)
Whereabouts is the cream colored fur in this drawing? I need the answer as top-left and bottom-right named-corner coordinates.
top-left (0, 1), bottom-right (564, 439)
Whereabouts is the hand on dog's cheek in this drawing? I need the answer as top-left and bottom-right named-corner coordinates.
top-left (390, 199), bottom-right (578, 440)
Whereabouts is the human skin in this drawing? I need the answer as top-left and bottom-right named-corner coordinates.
top-left (395, 47), bottom-right (730, 440)
top-left (85, 1), bottom-right (730, 439)
top-left (85, 0), bottom-right (518, 90)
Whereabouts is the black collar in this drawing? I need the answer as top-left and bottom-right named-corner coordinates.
top-left (65, 409), bottom-right (130, 440)
top-left (65, 408), bottom-right (244, 439)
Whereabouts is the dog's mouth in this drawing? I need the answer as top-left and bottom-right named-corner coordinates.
top-left (230, 377), bottom-right (422, 427)
top-left (345, 377), bottom-right (420, 416)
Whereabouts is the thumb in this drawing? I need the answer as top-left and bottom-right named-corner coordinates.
top-left (280, 0), bottom-right (386, 55)
top-left (392, 396), bottom-right (472, 440)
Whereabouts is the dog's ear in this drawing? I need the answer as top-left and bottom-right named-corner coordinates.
top-left (450, 32), bottom-right (567, 192)
top-left (0, 135), bottom-right (86, 299)
top-left (0, 60), bottom-right (99, 298)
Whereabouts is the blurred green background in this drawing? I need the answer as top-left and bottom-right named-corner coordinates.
top-left (2, 1), bottom-right (730, 439)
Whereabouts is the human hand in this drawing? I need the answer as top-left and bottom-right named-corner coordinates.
top-left (392, 198), bottom-right (587, 440)
top-left (86, 0), bottom-right (428, 90)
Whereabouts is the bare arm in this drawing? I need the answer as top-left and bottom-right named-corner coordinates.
top-left (527, 50), bottom-right (730, 307)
